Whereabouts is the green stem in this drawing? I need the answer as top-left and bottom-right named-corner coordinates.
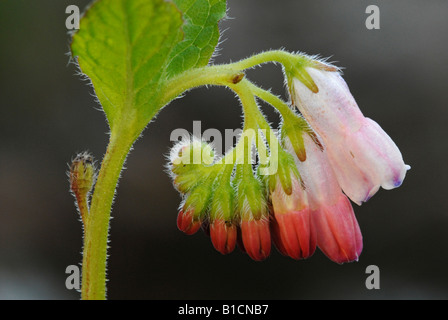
top-left (161, 66), bottom-right (245, 106)
top-left (246, 82), bottom-right (296, 119)
top-left (247, 80), bottom-right (321, 154)
top-left (228, 79), bottom-right (287, 178)
top-left (81, 129), bottom-right (136, 300)
top-left (228, 80), bottom-right (259, 165)
top-left (234, 80), bottom-right (282, 150)
top-left (226, 50), bottom-right (299, 71)
top-left (75, 192), bottom-right (90, 230)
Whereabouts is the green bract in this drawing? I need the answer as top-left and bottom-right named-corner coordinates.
top-left (234, 164), bottom-right (267, 221)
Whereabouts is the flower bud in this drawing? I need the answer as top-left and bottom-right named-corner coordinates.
top-left (210, 219), bottom-right (237, 255)
top-left (177, 208), bottom-right (201, 235)
top-left (69, 152), bottom-right (96, 227)
top-left (235, 164), bottom-right (271, 261)
top-left (312, 195), bottom-right (362, 264)
top-left (286, 135), bottom-right (362, 263)
top-left (69, 152), bottom-right (96, 196)
top-left (177, 174), bottom-right (216, 235)
top-left (240, 218), bottom-right (271, 261)
top-left (269, 171), bottom-right (316, 260)
top-left (260, 149), bottom-right (315, 260)
top-left (209, 168), bottom-right (237, 255)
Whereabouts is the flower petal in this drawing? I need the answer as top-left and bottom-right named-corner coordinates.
top-left (348, 117), bottom-right (410, 191)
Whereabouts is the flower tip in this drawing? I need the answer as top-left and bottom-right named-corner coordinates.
top-left (336, 253), bottom-right (362, 265)
top-left (313, 195), bottom-right (363, 264)
top-left (393, 164), bottom-right (411, 188)
top-left (355, 184), bottom-right (380, 206)
top-left (271, 210), bottom-right (316, 260)
top-left (240, 219), bottom-right (271, 261)
top-left (177, 210), bottom-right (201, 235)
top-left (210, 219), bottom-right (237, 255)
top-left (380, 162), bottom-right (411, 191)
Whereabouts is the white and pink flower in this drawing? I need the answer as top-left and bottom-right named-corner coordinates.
top-left (292, 67), bottom-right (410, 205)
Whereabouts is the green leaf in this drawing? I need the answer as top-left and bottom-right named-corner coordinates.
top-left (167, 0), bottom-right (227, 76)
top-left (71, 0), bottom-right (226, 134)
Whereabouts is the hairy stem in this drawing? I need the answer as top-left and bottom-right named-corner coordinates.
top-left (246, 82), bottom-right (295, 119)
top-left (81, 129), bottom-right (136, 300)
top-left (161, 66), bottom-right (245, 106)
top-left (75, 193), bottom-right (90, 229)
top-left (226, 50), bottom-right (298, 71)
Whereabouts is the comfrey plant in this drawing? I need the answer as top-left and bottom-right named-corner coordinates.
top-left (69, 0), bottom-right (409, 300)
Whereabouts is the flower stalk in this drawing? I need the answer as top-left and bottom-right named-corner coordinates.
top-left (80, 127), bottom-right (136, 300)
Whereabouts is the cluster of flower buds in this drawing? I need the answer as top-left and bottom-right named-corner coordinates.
top-left (168, 138), bottom-right (271, 260)
top-left (168, 55), bottom-right (409, 264)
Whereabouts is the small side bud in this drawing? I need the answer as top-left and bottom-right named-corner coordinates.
top-left (231, 72), bottom-right (245, 84)
top-left (70, 152), bottom-right (95, 193)
top-left (69, 152), bottom-right (96, 227)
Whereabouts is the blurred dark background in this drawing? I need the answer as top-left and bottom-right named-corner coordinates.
top-left (0, 0), bottom-right (447, 299)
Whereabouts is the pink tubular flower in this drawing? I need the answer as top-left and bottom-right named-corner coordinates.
top-left (286, 135), bottom-right (362, 263)
top-left (270, 174), bottom-right (316, 260)
top-left (210, 219), bottom-right (237, 255)
top-left (292, 67), bottom-right (410, 205)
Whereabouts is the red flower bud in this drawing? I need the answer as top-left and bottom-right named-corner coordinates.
top-left (270, 177), bottom-right (316, 260)
top-left (240, 219), bottom-right (271, 261)
top-left (271, 209), bottom-right (316, 260)
top-left (210, 219), bottom-right (237, 255)
top-left (312, 195), bottom-right (363, 264)
top-left (177, 209), bottom-right (201, 235)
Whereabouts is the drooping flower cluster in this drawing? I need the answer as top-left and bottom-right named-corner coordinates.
top-left (290, 66), bottom-right (410, 205)
top-left (168, 57), bottom-right (409, 264)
